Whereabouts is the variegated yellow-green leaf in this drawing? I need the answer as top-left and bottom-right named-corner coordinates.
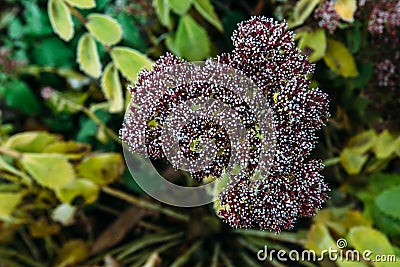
top-left (175, 15), bottom-right (211, 60)
top-left (48, 0), bottom-right (74, 41)
top-left (153, 0), bottom-right (172, 28)
top-left (77, 153), bottom-right (124, 185)
top-left (5, 131), bottom-right (59, 152)
top-left (86, 14), bottom-right (122, 46)
top-left (0, 193), bottom-right (22, 221)
top-left (334, 0), bottom-right (357, 22)
top-left (77, 33), bottom-right (101, 78)
top-left (64, 0), bottom-right (96, 9)
top-left (168, 0), bottom-right (192, 15)
top-left (298, 29), bottom-right (326, 62)
top-left (193, 0), bottom-right (223, 32)
top-left (55, 179), bottom-right (99, 204)
top-left (101, 63), bottom-right (123, 113)
top-left (111, 46), bottom-right (153, 83)
top-left (289, 0), bottom-right (319, 28)
top-left (21, 153), bottom-right (75, 189)
top-left (324, 38), bottom-right (358, 78)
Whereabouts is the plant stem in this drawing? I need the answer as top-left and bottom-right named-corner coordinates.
top-left (0, 147), bottom-right (22, 159)
top-left (101, 186), bottom-right (189, 222)
top-left (65, 2), bottom-right (88, 24)
top-left (82, 107), bottom-right (122, 144)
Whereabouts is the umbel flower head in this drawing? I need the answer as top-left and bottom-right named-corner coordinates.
top-left (120, 16), bottom-right (330, 233)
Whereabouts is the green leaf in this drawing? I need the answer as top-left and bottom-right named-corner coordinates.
top-left (153, 0), bottom-right (172, 28)
top-left (193, 0), bottom-right (223, 31)
top-left (289, 0), bottom-right (319, 28)
top-left (168, 0), bottom-right (192, 15)
top-left (21, 153), bottom-right (75, 189)
top-left (24, 2), bottom-right (52, 36)
top-left (77, 33), bottom-right (101, 78)
top-left (175, 15), bottom-right (211, 60)
top-left (77, 153), bottom-right (124, 185)
top-left (340, 148), bottom-right (368, 175)
top-left (64, 0), bottom-right (96, 9)
top-left (372, 130), bottom-right (395, 159)
top-left (346, 130), bottom-right (377, 154)
top-left (101, 63), bottom-right (123, 113)
top-left (55, 240), bottom-right (90, 267)
top-left (110, 46), bottom-right (153, 83)
top-left (347, 226), bottom-right (395, 267)
top-left (324, 38), bottom-right (359, 78)
top-left (33, 37), bottom-right (74, 67)
top-left (48, 0), bottom-right (74, 41)
top-left (334, 0), bottom-right (357, 22)
top-left (0, 193), bottom-right (22, 221)
top-left (116, 13), bottom-right (147, 51)
top-left (1, 79), bottom-right (41, 114)
top-left (375, 186), bottom-right (400, 220)
top-left (55, 179), bottom-right (99, 204)
top-left (297, 29), bottom-right (326, 62)
top-left (5, 131), bottom-right (58, 153)
top-left (86, 14), bottom-right (122, 46)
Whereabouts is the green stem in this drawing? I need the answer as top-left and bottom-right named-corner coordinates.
top-left (101, 186), bottom-right (189, 222)
top-left (82, 107), bottom-right (121, 144)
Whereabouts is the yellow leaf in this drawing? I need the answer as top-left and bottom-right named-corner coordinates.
top-left (48, 0), bottom-right (74, 41)
top-left (86, 14), bottom-right (122, 46)
top-left (305, 223), bottom-right (336, 254)
top-left (77, 153), bottom-right (124, 186)
top-left (297, 29), bottom-right (327, 62)
top-left (289, 0), bottom-right (319, 28)
top-left (5, 131), bottom-right (59, 153)
top-left (77, 33), bottom-right (102, 78)
top-left (324, 39), bottom-right (358, 78)
top-left (0, 193), bottom-right (22, 221)
top-left (101, 63), bottom-right (123, 113)
top-left (111, 46), bottom-right (153, 83)
top-left (55, 179), bottom-right (99, 204)
top-left (21, 153), bottom-right (76, 189)
top-left (334, 0), bottom-right (357, 22)
top-left (64, 0), bottom-right (96, 9)
top-left (55, 240), bottom-right (90, 267)
top-left (372, 130), bottom-right (396, 159)
top-left (340, 148), bottom-right (368, 175)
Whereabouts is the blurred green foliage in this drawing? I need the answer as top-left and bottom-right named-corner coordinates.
top-left (0, 0), bottom-right (399, 266)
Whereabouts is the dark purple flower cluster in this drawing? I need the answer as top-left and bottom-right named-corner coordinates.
top-left (215, 17), bottom-right (329, 232)
top-left (314, 0), bottom-right (341, 33)
top-left (120, 16), bottom-right (330, 232)
top-left (368, 1), bottom-right (400, 36)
